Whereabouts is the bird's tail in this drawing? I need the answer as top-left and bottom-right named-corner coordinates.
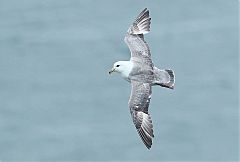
top-left (153, 68), bottom-right (175, 89)
top-left (128, 8), bottom-right (151, 35)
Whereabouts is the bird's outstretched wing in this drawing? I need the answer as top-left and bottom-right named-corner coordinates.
top-left (124, 8), bottom-right (153, 67)
top-left (129, 81), bottom-right (154, 149)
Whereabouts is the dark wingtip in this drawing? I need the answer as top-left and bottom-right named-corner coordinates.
top-left (130, 8), bottom-right (151, 35)
top-left (142, 8), bottom-right (148, 13)
top-left (146, 144), bottom-right (152, 150)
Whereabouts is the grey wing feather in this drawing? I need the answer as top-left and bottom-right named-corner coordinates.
top-left (124, 8), bottom-right (153, 67)
top-left (128, 8), bottom-right (151, 35)
top-left (129, 81), bottom-right (154, 149)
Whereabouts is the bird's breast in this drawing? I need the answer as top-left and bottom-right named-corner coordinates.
top-left (120, 61), bottom-right (134, 79)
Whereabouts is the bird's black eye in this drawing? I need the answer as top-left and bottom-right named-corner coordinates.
top-left (116, 65), bottom-right (120, 67)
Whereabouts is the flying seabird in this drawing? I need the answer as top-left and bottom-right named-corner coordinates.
top-left (109, 8), bottom-right (175, 149)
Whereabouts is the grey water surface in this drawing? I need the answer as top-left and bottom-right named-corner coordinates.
top-left (0, 0), bottom-right (238, 161)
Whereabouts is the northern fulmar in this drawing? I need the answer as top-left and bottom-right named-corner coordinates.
top-left (109, 8), bottom-right (175, 149)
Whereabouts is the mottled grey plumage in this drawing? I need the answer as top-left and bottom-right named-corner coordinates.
top-left (109, 8), bottom-right (175, 149)
top-left (128, 81), bottom-right (154, 149)
top-left (124, 8), bottom-right (175, 149)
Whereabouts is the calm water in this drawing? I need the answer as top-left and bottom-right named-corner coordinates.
top-left (0, 0), bottom-right (238, 161)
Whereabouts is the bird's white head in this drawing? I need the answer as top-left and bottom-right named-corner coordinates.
top-left (109, 61), bottom-right (133, 78)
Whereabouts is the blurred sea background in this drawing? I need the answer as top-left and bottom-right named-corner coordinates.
top-left (0, 0), bottom-right (238, 161)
